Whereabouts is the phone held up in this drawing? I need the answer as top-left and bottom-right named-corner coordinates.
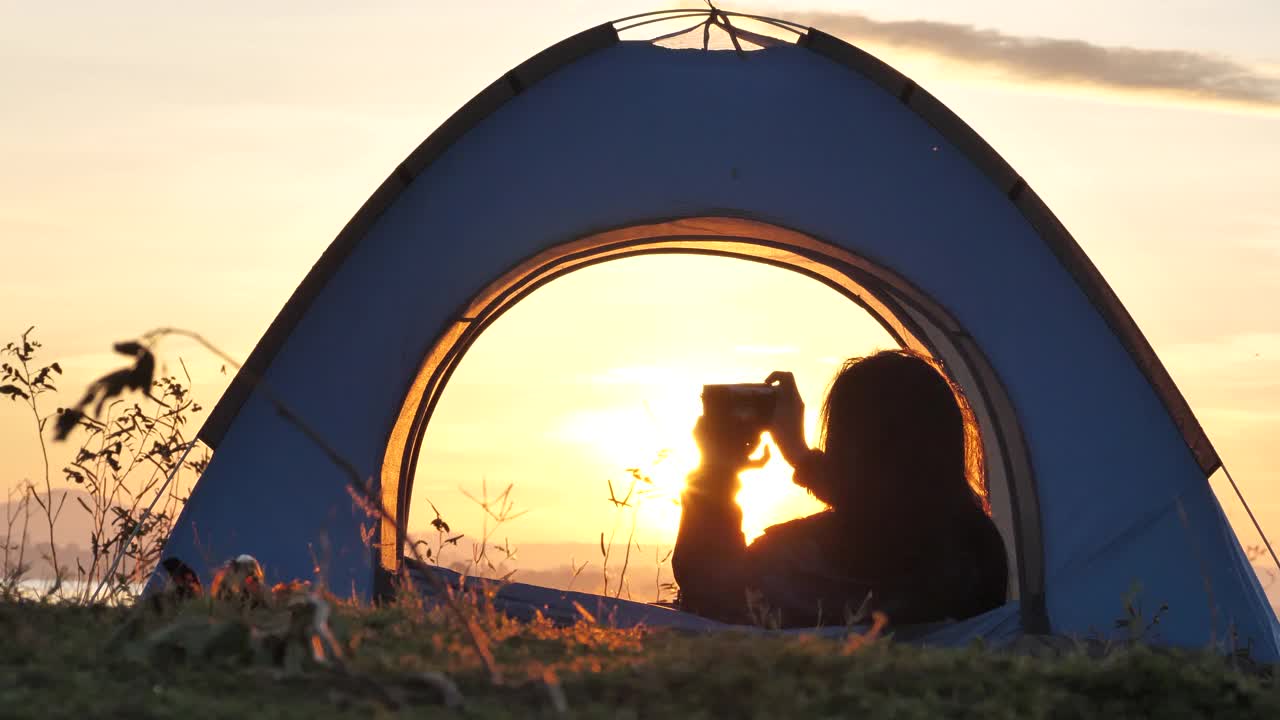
top-left (701, 382), bottom-right (778, 438)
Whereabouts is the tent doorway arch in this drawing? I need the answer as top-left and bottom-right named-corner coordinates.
top-left (381, 216), bottom-right (1046, 628)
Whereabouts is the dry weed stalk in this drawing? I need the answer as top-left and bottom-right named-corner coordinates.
top-left (655, 546), bottom-right (674, 603)
top-left (2, 328), bottom-right (66, 591)
top-left (3, 328), bottom-right (207, 602)
top-left (410, 499), bottom-right (462, 568)
top-left (64, 327), bottom-right (506, 685)
top-left (1, 485), bottom-right (33, 598)
top-left (841, 611), bottom-right (888, 654)
top-left (600, 453), bottom-right (671, 600)
top-left (460, 478), bottom-right (526, 581)
top-left (1245, 545), bottom-right (1276, 589)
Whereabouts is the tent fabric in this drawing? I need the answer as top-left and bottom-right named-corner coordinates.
top-left (157, 18), bottom-right (1280, 658)
top-left (408, 563), bottom-right (1025, 649)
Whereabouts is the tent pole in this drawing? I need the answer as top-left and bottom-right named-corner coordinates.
top-left (88, 440), bottom-right (197, 604)
top-left (1222, 464), bottom-right (1280, 572)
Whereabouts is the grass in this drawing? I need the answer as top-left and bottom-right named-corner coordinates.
top-left (3, 596), bottom-right (1278, 719)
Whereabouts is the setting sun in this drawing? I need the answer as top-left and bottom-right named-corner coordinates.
top-left (555, 399), bottom-right (826, 543)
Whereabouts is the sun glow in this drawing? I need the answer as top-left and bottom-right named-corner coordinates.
top-left (737, 435), bottom-right (828, 541)
top-left (559, 395), bottom-right (828, 542)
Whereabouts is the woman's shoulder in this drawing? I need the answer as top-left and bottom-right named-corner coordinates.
top-left (748, 511), bottom-right (837, 557)
top-left (762, 510), bottom-right (836, 537)
top-left (969, 508), bottom-right (1008, 553)
top-left (957, 508), bottom-right (1009, 609)
top-left (745, 510), bottom-right (842, 582)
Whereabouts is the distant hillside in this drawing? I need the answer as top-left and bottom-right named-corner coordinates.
top-left (1, 488), bottom-right (97, 549)
top-left (428, 541), bottom-right (676, 602)
top-left (2, 488), bottom-right (121, 580)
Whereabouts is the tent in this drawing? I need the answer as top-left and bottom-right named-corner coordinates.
top-left (157, 10), bottom-right (1279, 656)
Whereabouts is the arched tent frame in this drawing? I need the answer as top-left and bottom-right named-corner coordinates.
top-left (175, 10), bottom-right (1277, 652)
top-left (377, 216), bottom-right (1045, 627)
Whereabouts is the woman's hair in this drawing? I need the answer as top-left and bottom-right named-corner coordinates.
top-left (808, 350), bottom-right (988, 526)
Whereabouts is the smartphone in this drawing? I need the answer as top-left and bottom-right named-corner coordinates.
top-left (701, 383), bottom-right (777, 432)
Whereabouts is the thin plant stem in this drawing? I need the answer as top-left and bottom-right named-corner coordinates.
top-left (615, 511), bottom-right (638, 600)
top-left (15, 347), bottom-right (61, 590)
top-left (134, 327), bottom-right (505, 685)
top-left (87, 440), bottom-right (195, 604)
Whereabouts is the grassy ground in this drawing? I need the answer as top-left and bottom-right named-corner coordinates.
top-left (2, 595), bottom-right (1277, 719)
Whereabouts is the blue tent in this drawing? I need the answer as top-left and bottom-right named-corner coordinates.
top-left (158, 10), bottom-right (1279, 656)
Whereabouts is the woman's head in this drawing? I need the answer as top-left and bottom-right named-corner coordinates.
top-left (801, 350), bottom-right (985, 521)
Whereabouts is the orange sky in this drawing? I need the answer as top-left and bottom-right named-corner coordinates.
top-left (2, 3), bottom-right (1278, 583)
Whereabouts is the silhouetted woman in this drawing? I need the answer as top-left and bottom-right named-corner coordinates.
top-left (672, 350), bottom-right (1007, 627)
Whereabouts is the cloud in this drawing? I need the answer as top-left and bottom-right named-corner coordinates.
top-left (789, 11), bottom-right (1280, 110)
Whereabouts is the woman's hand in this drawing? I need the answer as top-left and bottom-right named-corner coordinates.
top-left (765, 370), bottom-right (809, 467)
top-left (692, 415), bottom-right (766, 472)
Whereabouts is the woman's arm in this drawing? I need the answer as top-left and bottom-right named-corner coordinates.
top-left (764, 371), bottom-right (810, 467)
top-left (764, 371), bottom-right (842, 501)
top-left (672, 462), bottom-right (749, 621)
top-left (670, 416), bottom-right (762, 622)
top-left (672, 369), bottom-right (818, 622)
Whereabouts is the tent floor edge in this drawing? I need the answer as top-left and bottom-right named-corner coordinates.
top-left (1022, 591), bottom-right (1050, 635)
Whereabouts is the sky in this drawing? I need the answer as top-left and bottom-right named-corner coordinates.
top-left (2, 1), bottom-right (1279, 590)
